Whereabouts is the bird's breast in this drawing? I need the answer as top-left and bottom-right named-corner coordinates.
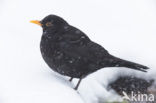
top-left (40, 34), bottom-right (65, 67)
top-left (40, 35), bottom-right (57, 57)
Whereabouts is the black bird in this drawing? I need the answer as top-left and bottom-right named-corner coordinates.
top-left (30, 15), bottom-right (149, 90)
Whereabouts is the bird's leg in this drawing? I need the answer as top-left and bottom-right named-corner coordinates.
top-left (74, 78), bottom-right (82, 90)
top-left (69, 77), bottom-right (73, 82)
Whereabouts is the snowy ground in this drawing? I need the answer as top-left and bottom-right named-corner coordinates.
top-left (0, 0), bottom-right (156, 103)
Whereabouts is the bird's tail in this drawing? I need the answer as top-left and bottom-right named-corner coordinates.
top-left (105, 56), bottom-right (149, 72)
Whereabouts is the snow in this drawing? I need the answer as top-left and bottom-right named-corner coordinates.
top-left (0, 0), bottom-right (156, 103)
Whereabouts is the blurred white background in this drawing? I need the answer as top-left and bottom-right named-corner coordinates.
top-left (0, 0), bottom-right (156, 103)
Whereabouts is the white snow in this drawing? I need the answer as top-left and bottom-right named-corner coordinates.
top-left (0, 0), bottom-right (156, 103)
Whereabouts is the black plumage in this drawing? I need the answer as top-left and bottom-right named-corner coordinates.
top-left (31, 15), bottom-right (149, 90)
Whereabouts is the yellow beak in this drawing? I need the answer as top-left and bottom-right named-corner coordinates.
top-left (30, 20), bottom-right (42, 26)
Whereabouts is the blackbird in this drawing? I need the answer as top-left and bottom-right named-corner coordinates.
top-left (30, 15), bottom-right (149, 90)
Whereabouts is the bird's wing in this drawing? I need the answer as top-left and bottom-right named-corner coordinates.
top-left (59, 26), bottom-right (110, 62)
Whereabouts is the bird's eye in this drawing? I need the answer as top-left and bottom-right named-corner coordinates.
top-left (46, 22), bottom-right (52, 27)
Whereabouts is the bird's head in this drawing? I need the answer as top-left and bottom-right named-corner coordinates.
top-left (30, 15), bottom-right (68, 32)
